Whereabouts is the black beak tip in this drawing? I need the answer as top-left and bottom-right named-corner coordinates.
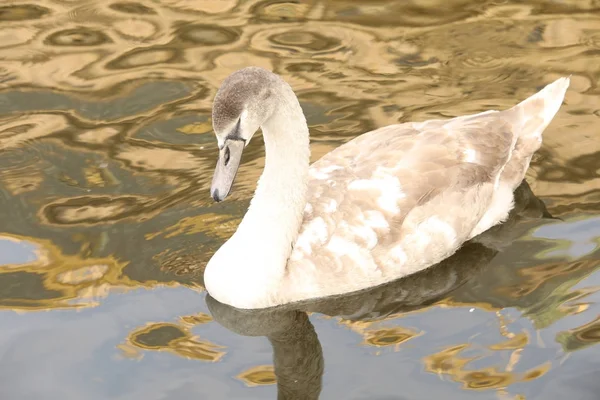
top-left (211, 189), bottom-right (222, 202)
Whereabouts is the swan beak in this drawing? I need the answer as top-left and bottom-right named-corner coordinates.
top-left (210, 139), bottom-right (245, 202)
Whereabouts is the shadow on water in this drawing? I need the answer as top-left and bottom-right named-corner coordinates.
top-left (1, 0), bottom-right (600, 399)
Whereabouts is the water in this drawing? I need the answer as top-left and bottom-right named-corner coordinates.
top-left (1, 0), bottom-right (599, 399)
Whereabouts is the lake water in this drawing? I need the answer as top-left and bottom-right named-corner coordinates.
top-left (1, 1), bottom-right (600, 399)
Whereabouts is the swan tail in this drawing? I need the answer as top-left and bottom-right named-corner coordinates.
top-left (510, 76), bottom-right (570, 142)
top-left (496, 77), bottom-right (569, 190)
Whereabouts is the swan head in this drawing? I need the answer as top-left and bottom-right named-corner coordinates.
top-left (210, 67), bottom-right (279, 202)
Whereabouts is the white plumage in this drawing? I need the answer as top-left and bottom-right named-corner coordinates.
top-left (204, 67), bottom-right (569, 309)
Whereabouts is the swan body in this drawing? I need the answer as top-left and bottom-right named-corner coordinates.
top-left (204, 67), bottom-right (569, 309)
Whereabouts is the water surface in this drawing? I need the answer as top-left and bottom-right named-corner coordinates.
top-left (1, 0), bottom-right (600, 399)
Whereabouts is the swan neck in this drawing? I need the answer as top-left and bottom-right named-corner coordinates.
top-left (243, 91), bottom-right (310, 236)
top-left (233, 86), bottom-right (310, 267)
top-left (204, 84), bottom-right (310, 309)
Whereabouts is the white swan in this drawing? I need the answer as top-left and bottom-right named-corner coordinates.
top-left (204, 67), bottom-right (569, 309)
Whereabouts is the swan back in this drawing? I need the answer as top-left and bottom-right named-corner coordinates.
top-left (282, 77), bottom-right (569, 304)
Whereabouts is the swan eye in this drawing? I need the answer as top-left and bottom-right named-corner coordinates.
top-left (224, 146), bottom-right (231, 165)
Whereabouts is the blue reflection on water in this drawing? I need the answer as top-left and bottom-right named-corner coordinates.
top-left (0, 238), bottom-right (39, 266)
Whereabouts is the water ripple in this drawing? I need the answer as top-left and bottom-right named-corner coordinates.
top-left (1, 1), bottom-right (600, 398)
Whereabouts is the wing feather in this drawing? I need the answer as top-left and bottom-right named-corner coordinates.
top-left (286, 110), bottom-right (519, 297)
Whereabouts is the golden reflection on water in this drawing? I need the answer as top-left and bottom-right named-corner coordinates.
top-left (1, 0), bottom-right (600, 397)
top-left (237, 365), bottom-right (278, 387)
top-left (146, 213), bottom-right (240, 241)
top-left (424, 343), bottom-right (551, 391)
top-left (363, 326), bottom-right (423, 349)
top-left (335, 315), bottom-right (424, 349)
top-left (422, 307), bottom-right (551, 394)
top-left (120, 313), bottom-right (225, 361)
top-left (0, 233), bottom-right (135, 310)
top-left (557, 315), bottom-right (600, 352)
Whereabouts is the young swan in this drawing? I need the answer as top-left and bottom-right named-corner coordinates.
top-left (204, 67), bottom-right (569, 309)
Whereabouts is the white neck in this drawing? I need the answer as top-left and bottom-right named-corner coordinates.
top-left (204, 85), bottom-right (311, 308)
top-left (238, 96), bottom-right (310, 242)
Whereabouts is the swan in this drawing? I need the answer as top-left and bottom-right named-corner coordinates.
top-left (203, 66), bottom-right (569, 309)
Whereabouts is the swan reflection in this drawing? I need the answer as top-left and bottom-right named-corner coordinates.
top-left (207, 181), bottom-right (555, 399)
